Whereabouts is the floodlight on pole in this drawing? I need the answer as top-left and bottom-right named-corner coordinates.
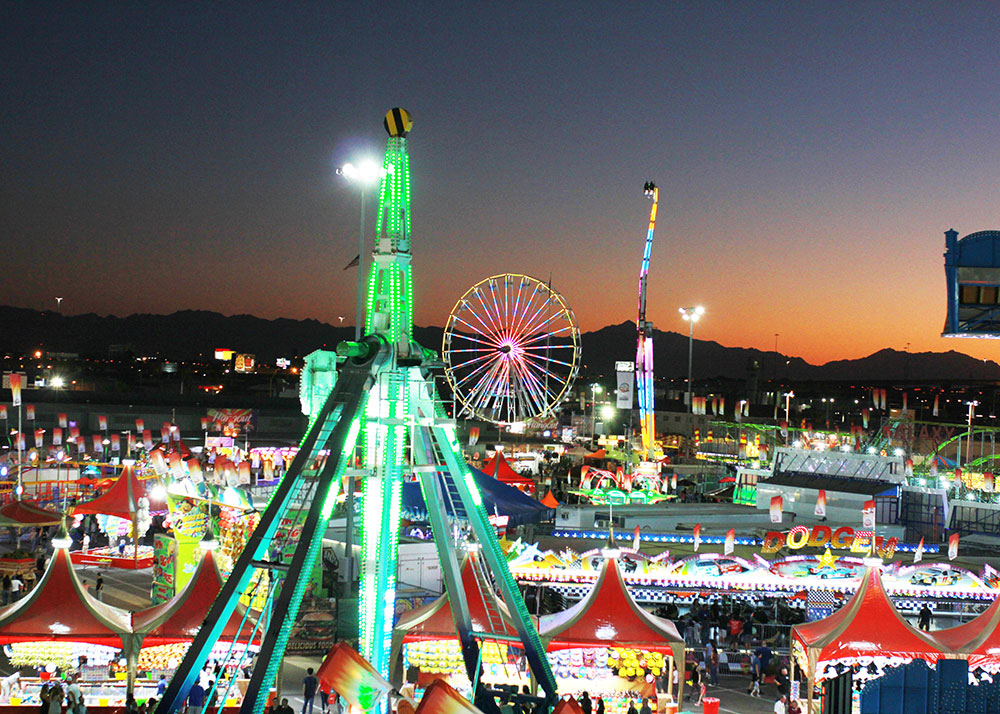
top-left (679, 306), bottom-right (704, 456)
top-left (337, 159), bottom-right (389, 341)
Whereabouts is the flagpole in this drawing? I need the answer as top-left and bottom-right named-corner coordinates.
top-left (17, 398), bottom-right (22, 500)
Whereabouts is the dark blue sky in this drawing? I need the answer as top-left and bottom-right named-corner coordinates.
top-left (4, 2), bottom-right (1000, 363)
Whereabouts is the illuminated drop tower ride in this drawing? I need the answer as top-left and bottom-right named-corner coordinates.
top-left (156, 110), bottom-right (557, 714)
top-left (636, 182), bottom-right (658, 462)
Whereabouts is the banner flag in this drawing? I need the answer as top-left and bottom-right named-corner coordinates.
top-left (693, 523), bottom-right (702, 552)
top-left (770, 496), bottom-right (783, 524)
top-left (914, 537), bottom-right (924, 564)
top-left (815, 490), bottom-right (827, 518)
top-left (949, 533), bottom-right (959, 561)
top-left (9, 373), bottom-right (22, 407)
top-left (724, 528), bottom-right (735, 556)
top-left (59, 413), bottom-right (67, 428)
top-left (862, 499), bottom-right (876, 528)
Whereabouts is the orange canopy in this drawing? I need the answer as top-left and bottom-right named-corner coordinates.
top-left (133, 547), bottom-right (257, 646)
top-left (541, 490), bottom-right (560, 508)
top-left (415, 679), bottom-right (482, 713)
top-left (0, 546), bottom-right (131, 646)
top-left (552, 699), bottom-right (584, 714)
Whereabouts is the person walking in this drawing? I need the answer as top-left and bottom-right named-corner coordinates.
top-left (302, 667), bottom-right (318, 714)
top-left (774, 694), bottom-right (788, 714)
top-left (708, 640), bottom-right (720, 686)
top-left (748, 650), bottom-right (762, 697)
top-left (579, 691), bottom-right (591, 714)
top-left (94, 573), bottom-right (104, 602)
top-left (10, 576), bottom-right (23, 602)
top-left (2, 574), bottom-right (10, 606)
top-left (918, 604), bottom-right (932, 631)
top-left (776, 666), bottom-right (790, 699)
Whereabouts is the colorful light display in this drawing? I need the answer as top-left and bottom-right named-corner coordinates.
top-left (636, 182), bottom-right (658, 461)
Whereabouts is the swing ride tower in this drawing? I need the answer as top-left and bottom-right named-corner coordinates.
top-left (156, 109), bottom-right (557, 714)
top-left (636, 182), bottom-right (658, 462)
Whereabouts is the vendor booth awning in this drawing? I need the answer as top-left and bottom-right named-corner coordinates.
top-left (133, 546), bottom-right (257, 646)
top-left (71, 465), bottom-right (164, 520)
top-left (396, 552), bottom-right (520, 642)
top-left (401, 469), bottom-right (553, 527)
top-left (0, 544), bottom-right (131, 645)
top-left (0, 500), bottom-right (63, 527)
top-left (932, 592), bottom-right (1000, 670)
top-left (482, 453), bottom-right (535, 491)
top-left (793, 567), bottom-right (948, 667)
top-left (539, 555), bottom-right (684, 652)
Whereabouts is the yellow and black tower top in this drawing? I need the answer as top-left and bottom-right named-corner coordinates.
top-left (383, 107), bottom-right (413, 137)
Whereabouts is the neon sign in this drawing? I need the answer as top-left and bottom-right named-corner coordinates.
top-left (761, 525), bottom-right (898, 558)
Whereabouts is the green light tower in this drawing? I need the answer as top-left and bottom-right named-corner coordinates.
top-left (156, 110), bottom-right (556, 714)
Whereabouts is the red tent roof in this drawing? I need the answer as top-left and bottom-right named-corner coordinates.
top-left (482, 453), bottom-right (534, 489)
top-left (539, 556), bottom-right (683, 652)
top-left (932, 593), bottom-right (1000, 668)
top-left (793, 567), bottom-right (947, 668)
top-left (0, 500), bottom-right (63, 527)
top-left (133, 547), bottom-right (257, 646)
top-left (0, 546), bottom-right (131, 645)
top-left (71, 465), bottom-right (164, 519)
top-left (396, 553), bottom-right (519, 642)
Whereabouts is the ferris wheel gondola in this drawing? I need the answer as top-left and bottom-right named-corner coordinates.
top-left (443, 274), bottom-right (580, 425)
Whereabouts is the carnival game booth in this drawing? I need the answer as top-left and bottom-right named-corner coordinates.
top-left (133, 542), bottom-right (258, 708)
top-left (791, 566), bottom-right (950, 713)
top-left (0, 535), bottom-right (156, 712)
top-left (482, 453), bottom-right (536, 494)
top-left (392, 553), bottom-right (527, 696)
top-left (0, 500), bottom-right (62, 579)
top-left (539, 555), bottom-right (685, 713)
top-left (70, 466), bottom-right (158, 569)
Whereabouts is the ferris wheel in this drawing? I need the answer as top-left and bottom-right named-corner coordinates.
top-left (443, 274), bottom-right (581, 424)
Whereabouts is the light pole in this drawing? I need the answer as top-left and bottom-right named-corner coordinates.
top-left (600, 405), bottom-right (616, 444)
top-left (679, 306), bottom-right (704, 456)
top-left (337, 160), bottom-right (386, 340)
top-left (785, 391), bottom-right (795, 444)
top-left (590, 383), bottom-right (602, 446)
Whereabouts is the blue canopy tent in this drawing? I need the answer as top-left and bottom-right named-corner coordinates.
top-left (402, 468), bottom-right (554, 527)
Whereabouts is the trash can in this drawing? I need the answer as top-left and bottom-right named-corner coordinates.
top-left (664, 703), bottom-right (678, 714)
top-left (701, 697), bottom-right (720, 714)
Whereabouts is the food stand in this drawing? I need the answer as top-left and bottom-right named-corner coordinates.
top-left (791, 567), bottom-right (949, 713)
top-left (0, 536), bottom-right (146, 712)
top-left (393, 553), bottom-right (526, 696)
top-left (70, 466), bottom-right (158, 569)
top-left (539, 555), bottom-right (685, 713)
top-left (133, 542), bottom-right (259, 709)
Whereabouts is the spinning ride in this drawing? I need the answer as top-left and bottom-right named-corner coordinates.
top-left (157, 110), bottom-right (556, 714)
top-left (443, 274), bottom-right (580, 424)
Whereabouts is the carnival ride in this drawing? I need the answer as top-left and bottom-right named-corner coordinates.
top-left (443, 273), bottom-right (580, 425)
top-left (156, 110), bottom-right (557, 714)
top-left (635, 182), bottom-right (658, 462)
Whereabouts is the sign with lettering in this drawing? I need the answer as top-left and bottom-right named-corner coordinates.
top-left (761, 525), bottom-right (898, 559)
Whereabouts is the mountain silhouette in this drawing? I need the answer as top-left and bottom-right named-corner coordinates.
top-left (2, 306), bottom-right (998, 382)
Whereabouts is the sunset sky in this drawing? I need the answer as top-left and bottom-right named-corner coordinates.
top-left (4, 3), bottom-right (1000, 365)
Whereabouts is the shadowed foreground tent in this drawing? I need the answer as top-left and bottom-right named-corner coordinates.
top-left (540, 554), bottom-right (686, 703)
